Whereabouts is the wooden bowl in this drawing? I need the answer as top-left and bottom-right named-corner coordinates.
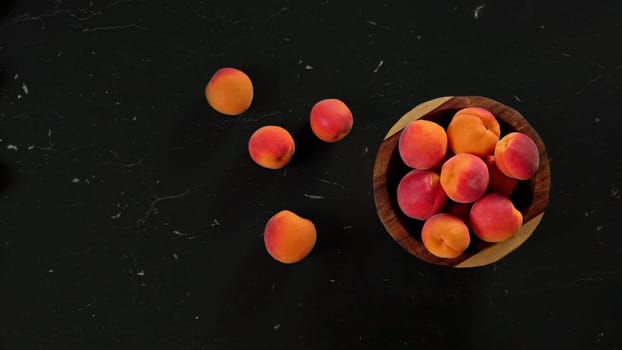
top-left (373, 96), bottom-right (550, 268)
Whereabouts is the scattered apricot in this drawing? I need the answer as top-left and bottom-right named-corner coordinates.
top-left (205, 67), bottom-right (254, 116)
top-left (264, 210), bottom-right (317, 264)
top-left (309, 99), bottom-right (353, 142)
top-left (248, 126), bottom-right (295, 169)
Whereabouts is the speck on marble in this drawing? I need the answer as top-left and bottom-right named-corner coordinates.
top-left (315, 177), bottom-right (345, 189)
top-left (373, 60), bottom-right (383, 73)
top-left (360, 146), bottom-right (369, 157)
top-left (366, 19), bottom-right (391, 30)
top-left (473, 4), bottom-right (486, 19)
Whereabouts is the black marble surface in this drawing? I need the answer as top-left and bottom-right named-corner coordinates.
top-left (1, 0), bottom-right (621, 349)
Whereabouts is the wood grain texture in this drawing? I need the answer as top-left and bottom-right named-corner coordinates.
top-left (373, 96), bottom-right (551, 268)
top-left (384, 96), bottom-right (453, 139)
top-left (455, 213), bottom-right (544, 268)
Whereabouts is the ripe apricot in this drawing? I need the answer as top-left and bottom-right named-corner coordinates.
top-left (447, 107), bottom-right (500, 157)
top-left (205, 67), bottom-right (254, 116)
top-left (309, 99), bottom-right (353, 142)
top-left (399, 120), bottom-right (447, 169)
top-left (248, 126), bottom-right (295, 169)
top-left (264, 210), bottom-right (317, 264)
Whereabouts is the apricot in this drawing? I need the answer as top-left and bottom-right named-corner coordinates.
top-left (444, 201), bottom-right (472, 223)
top-left (398, 120), bottom-right (448, 169)
top-left (397, 169), bottom-right (447, 220)
top-left (485, 155), bottom-right (519, 196)
top-left (264, 210), bottom-right (317, 264)
top-left (421, 213), bottom-right (471, 259)
top-left (469, 193), bottom-right (523, 243)
top-left (440, 153), bottom-right (489, 203)
top-left (205, 67), bottom-right (254, 116)
top-left (309, 99), bottom-right (353, 142)
top-left (447, 107), bottom-right (500, 157)
top-left (494, 132), bottom-right (540, 180)
top-left (248, 126), bottom-right (295, 169)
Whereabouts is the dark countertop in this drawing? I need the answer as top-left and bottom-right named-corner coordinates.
top-left (1, 0), bottom-right (621, 349)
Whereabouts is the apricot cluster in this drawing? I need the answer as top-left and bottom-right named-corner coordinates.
top-left (245, 98), bottom-right (353, 170)
top-left (205, 67), bottom-right (354, 263)
top-left (397, 107), bottom-right (540, 259)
